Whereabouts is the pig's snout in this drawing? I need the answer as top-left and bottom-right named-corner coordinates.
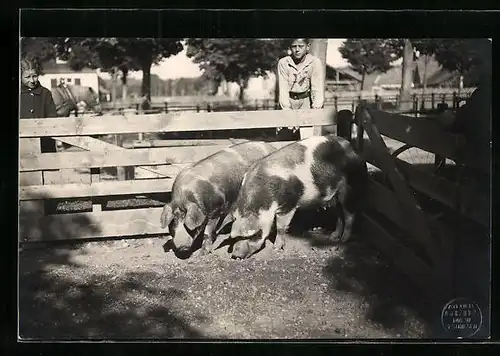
top-left (170, 223), bottom-right (195, 254)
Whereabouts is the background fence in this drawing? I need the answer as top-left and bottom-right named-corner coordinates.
top-left (74, 87), bottom-right (475, 116)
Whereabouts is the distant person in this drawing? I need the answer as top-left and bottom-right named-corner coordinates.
top-left (20, 58), bottom-right (58, 153)
top-left (277, 38), bottom-right (325, 140)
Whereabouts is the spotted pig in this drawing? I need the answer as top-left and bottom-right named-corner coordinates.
top-left (160, 141), bottom-right (277, 258)
top-left (228, 134), bottom-right (368, 259)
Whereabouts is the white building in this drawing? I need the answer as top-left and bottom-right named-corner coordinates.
top-left (39, 60), bottom-right (99, 94)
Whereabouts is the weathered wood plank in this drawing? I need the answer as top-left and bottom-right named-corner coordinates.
top-left (134, 164), bottom-right (190, 180)
top-left (20, 207), bottom-right (166, 242)
top-left (19, 138), bottom-right (44, 243)
top-left (19, 138), bottom-right (44, 187)
top-left (128, 138), bottom-right (250, 148)
top-left (359, 213), bottom-right (433, 293)
top-left (365, 178), bottom-right (407, 230)
top-left (20, 177), bottom-right (174, 201)
top-left (359, 107), bottom-right (438, 267)
top-left (362, 141), bottom-right (490, 228)
top-left (19, 109), bottom-right (336, 137)
top-left (20, 141), bottom-right (293, 172)
top-left (55, 135), bottom-right (164, 179)
top-left (366, 107), bottom-right (464, 159)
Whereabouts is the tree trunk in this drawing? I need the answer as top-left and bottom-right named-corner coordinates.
top-left (399, 39), bottom-right (414, 111)
top-left (360, 69), bottom-right (366, 91)
top-left (238, 78), bottom-right (248, 103)
top-left (422, 54), bottom-right (429, 92)
top-left (140, 60), bottom-right (152, 102)
top-left (111, 68), bottom-right (118, 109)
top-left (121, 71), bottom-right (128, 103)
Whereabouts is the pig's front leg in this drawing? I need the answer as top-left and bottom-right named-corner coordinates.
top-left (274, 208), bottom-right (297, 251)
top-left (199, 218), bottom-right (219, 255)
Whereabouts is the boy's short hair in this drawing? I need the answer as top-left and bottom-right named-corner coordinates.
top-left (20, 58), bottom-right (39, 74)
top-left (288, 38), bottom-right (311, 47)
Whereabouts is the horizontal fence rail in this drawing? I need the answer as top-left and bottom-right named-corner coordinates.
top-left (20, 109), bottom-right (336, 138)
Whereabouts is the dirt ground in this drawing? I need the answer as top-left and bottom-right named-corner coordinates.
top-left (19, 222), bottom-right (445, 340)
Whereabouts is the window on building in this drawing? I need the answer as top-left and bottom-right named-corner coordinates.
top-left (67, 78), bottom-right (72, 83)
top-left (74, 78), bottom-right (81, 86)
top-left (51, 79), bottom-right (57, 88)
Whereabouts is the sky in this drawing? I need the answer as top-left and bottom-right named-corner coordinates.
top-left (120, 39), bottom-right (350, 81)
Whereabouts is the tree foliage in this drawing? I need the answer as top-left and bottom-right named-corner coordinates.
top-left (53, 38), bottom-right (184, 100)
top-left (339, 39), bottom-right (398, 90)
top-left (185, 38), bottom-right (289, 101)
top-left (384, 38), bottom-right (491, 86)
top-left (20, 38), bottom-right (58, 74)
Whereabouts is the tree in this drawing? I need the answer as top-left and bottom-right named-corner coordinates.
top-left (186, 38), bottom-right (289, 102)
top-left (54, 38), bottom-right (184, 104)
top-left (116, 38), bottom-right (184, 102)
top-left (338, 39), bottom-right (397, 90)
top-left (386, 38), bottom-right (491, 88)
top-left (20, 37), bottom-right (58, 74)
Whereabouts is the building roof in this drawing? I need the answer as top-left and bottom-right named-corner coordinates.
top-left (41, 60), bottom-right (96, 74)
top-left (329, 56), bottom-right (452, 89)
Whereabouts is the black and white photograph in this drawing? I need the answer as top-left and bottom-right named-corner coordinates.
top-left (17, 10), bottom-right (492, 341)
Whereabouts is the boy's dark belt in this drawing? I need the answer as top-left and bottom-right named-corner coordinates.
top-left (289, 90), bottom-right (310, 100)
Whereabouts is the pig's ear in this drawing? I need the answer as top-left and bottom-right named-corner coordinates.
top-left (184, 203), bottom-right (206, 231)
top-left (160, 204), bottom-right (174, 229)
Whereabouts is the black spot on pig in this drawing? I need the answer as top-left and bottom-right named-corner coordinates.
top-left (310, 140), bottom-right (346, 198)
top-left (184, 182), bottom-right (225, 218)
top-left (236, 165), bottom-right (304, 216)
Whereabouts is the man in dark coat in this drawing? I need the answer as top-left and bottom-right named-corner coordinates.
top-left (20, 59), bottom-right (58, 152)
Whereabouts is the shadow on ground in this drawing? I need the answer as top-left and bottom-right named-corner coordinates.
top-left (285, 166), bottom-right (491, 338)
top-left (19, 193), bottom-right (209, 340)
top-left (19, 265), bottom-right (208, 340)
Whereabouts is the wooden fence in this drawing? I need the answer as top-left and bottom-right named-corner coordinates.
top-left (19, 109), bottom-right (334, 242)
top-left (93, 87), bottom-right (476, 116)
top-left (336, 102), bottom-right (489, 304)
top-left (19, 99), bottom-right (489, 303)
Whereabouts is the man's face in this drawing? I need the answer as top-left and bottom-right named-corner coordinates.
top-left (22, 69), bottom-right (39, 89)
top-left (290, 40), bottom-right (309, 61)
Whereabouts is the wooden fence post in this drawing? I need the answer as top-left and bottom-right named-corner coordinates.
top-left (91, 168), bottom-right (102, 212)
top-left (354, 104), bottom-right (364, 153)
top-left (336, 110), bottom-right (353, 143)
top-left (19, 138), bottom-right (45, 243)
top-left (334, 96), bottom-right (338, 112)
top-left (431, 93), bottom-right (435, 109)
top-left (164, 102), bottom-right (169, 113)
top-left (375, 94), bottom-right (382, 110)
top-left (441, 94), bottom-right (446, 105)
top-left (452, 91), bottom-right (458, 109)
top-left (207, 104), bottom-right (212, 112)
top-left (196, 104), bottom-right (200, 113)
top-left (414, 97), bottom-right (419, 117)
top-left (114, 134), bottom-right (127, 181)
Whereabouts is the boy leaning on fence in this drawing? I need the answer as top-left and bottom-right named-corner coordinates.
top-left (277, 38), bottom-right (325, 140)
top-left (20, 59), bottom-right (59, 153)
